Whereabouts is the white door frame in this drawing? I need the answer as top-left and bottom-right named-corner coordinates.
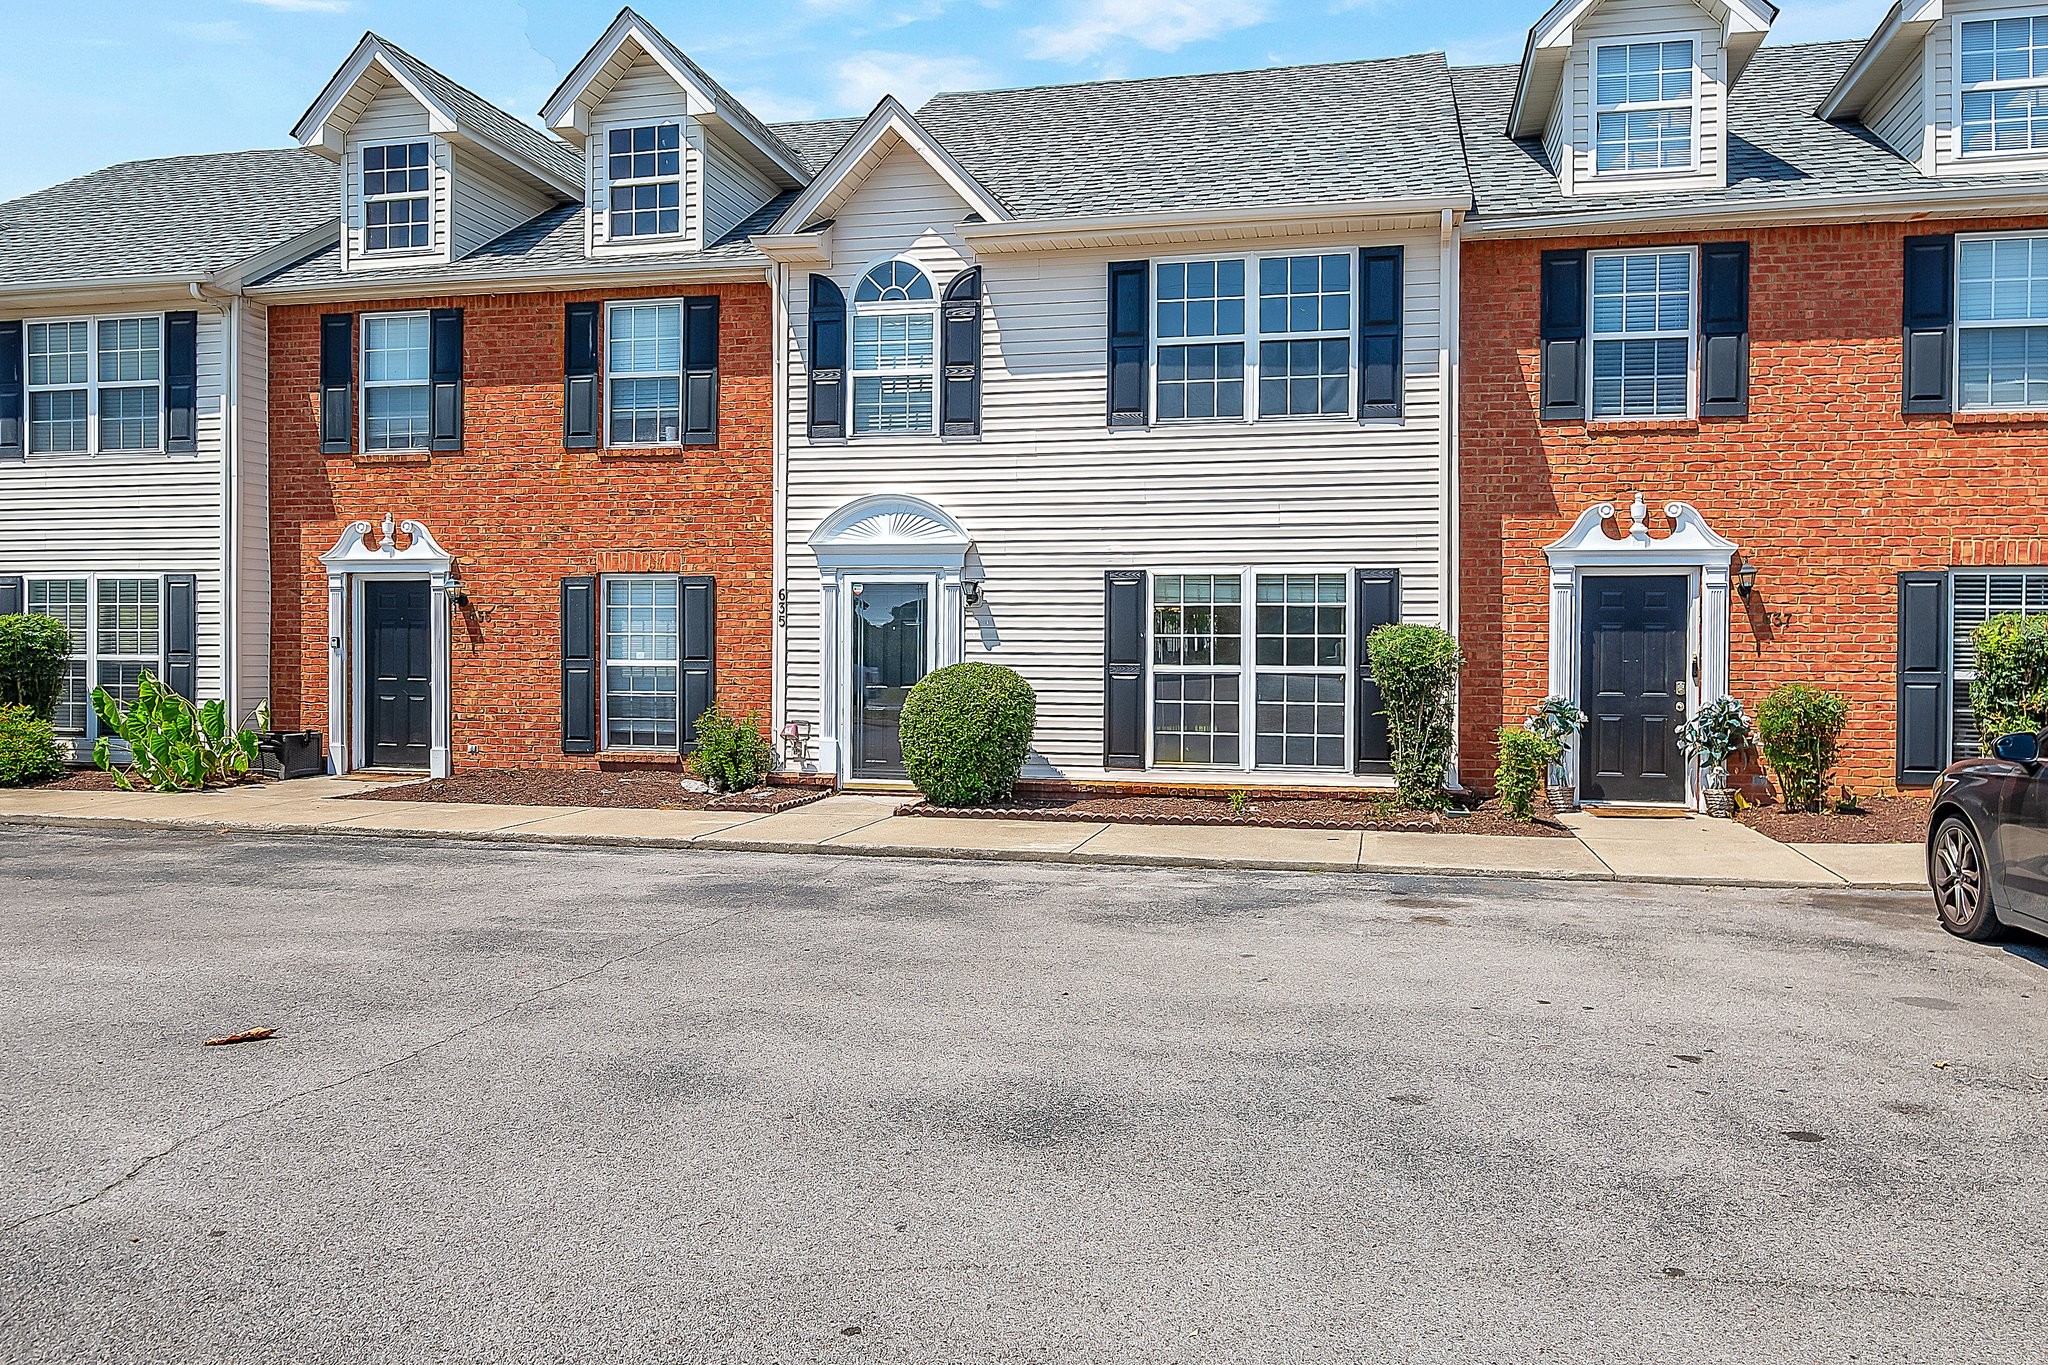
top-left (807, 493), bottom-right (972, 783)
top-left (1544, 494), bottom-right (1737, 810)
top-left (320, 515), bottom-right (456, 778)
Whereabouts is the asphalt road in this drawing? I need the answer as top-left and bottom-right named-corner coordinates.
top-left (1, 827), bottom-right (2043, 1364)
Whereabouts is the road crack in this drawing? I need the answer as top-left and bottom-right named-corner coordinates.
top-left (1, 906), bottom-right (749, 1237)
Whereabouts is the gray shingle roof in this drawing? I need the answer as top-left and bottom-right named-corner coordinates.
top-left (1455, 39), bottom-right (2048, 226)
top-left (0, 149), bottom-right (338, 289)
top-left (771, 117), bottom-right (866, 178)
top-left (914, 52), bottom-right (1470, 219)
top-left (374, 37), bottom-right (585, 189)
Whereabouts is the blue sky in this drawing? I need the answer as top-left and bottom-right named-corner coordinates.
top-left (0, 0), bottom-right (1895, 202)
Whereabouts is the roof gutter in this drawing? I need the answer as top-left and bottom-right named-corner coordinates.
top-left (1463, 183), bottom-right (2048, 239)
top-left (959, 196), bottom-right (1473, 253)
top-left (246, 256), bottom-right (773, 305)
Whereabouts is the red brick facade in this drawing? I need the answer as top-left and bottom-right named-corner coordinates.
top-left (1459, 215), bottom-right (2048, 797)
top-left (267, 282), bottom-right (774, 770)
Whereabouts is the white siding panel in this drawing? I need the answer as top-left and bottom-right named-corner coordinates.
top-left (780, 147), bottom-right (1448, 783)
top-left (450, 144), bottom-right (557, 258)
top-left (703, 144), bottom-right (779, 243)
top-left (1869, 58), bottom-right (1926, 162)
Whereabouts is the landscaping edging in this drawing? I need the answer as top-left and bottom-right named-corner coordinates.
top-left (896, 799), bottom-right (1437, 834)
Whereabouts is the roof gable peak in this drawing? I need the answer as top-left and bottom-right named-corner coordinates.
top-left (764, 96), bottom-right (1010, 238)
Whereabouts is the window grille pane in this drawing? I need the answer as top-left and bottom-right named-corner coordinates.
top-left (362, 143), bottom-right (432, 251)
top-left (852, 313), bottom-right (934, 370)
top-left (27, 321), bottom-right (89, 385)
top-left (1151, 672), bottom-right (1240, 766)
top-left (363, 314), bottom-right (430, 383)
top-left (99, 386), bottom-right (160, 451)
top-left (851, 376), bottom-right (934, 434)
top-left (1151, 574), bottom-right (1242, 667)
top-left (96, 578), bottom-right (160, 658)
top-left (1595, 40), bottom-right (1693, 104)
top-left (1959, 326), bottom-right (2048, 409)
top-left (1957, 237), bottom-right (2048, 322)
top-left (1596, 108), bottom-right (1693, 171)
top-left (1950, 569), bottom-right (2048, 753)
top-left (1253, 671), bottom-right (1348, 769)
top-left (1156, 342), bottom-right (1244, 421)
top-left (27, 580), bottom-right (89, 733)
top-left (604, 577), bottom-right (680, 662)
top-left (28, 390), bottom-right (89, 453)
top-left (1258, 339), bottom-right (1350, 417)
top-left (602, 576), bottom-right (680, 749)
top-left (96, 662), bottom-right (149, 712)
top-left (608, 377), bottom-right (683, 445)
top-left (1155, 258), bottom-right (1246, 341)
top-left (853, 261), bottom-right (933, 303)
top-left (96, 317), bottom-right (160, 383)
top-left (364, 385), bottom-right (430, 450)
top-left (1590, 252), bottom-right (1691, 417)
top-left (1253, 574), bottom-right (1347, 668)
top-left (608, 304), bottom-right (683, 375)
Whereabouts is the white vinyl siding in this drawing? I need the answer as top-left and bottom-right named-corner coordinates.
top-left (1950, 568), bottom-right (2048, 754)
top-left (234, 300), bottom-right (272, 713)
top-left (1868, 57), bottom-right (1929, 163)
top-left (702, 146), bottom-right (780, 244)
top-left (1562, 0), bottom-right (1727, 194)
top-left (449, 143), bottom-right (559, 260)
top-left (780, 143), bottom-right (1447, 783)
top-left (1956, 233), bottom-right (2048, 411)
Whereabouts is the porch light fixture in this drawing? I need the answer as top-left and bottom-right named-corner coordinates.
top-left (1736, 562), bottom-right (1758, 598)
top-left (963, 577), bottom-right (985, 608)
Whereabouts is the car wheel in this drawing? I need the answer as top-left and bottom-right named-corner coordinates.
top-left (1931, 817), bottom-right (1999, 941)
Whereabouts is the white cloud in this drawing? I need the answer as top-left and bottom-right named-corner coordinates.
top-left (833, 51), bottom-right (996, 111)
top-left (1768, 0), bottom-right (1893, 44)
top-left (171, 20), bottom-right (250, 44)
top-left (1023, 0), bottom-right (1269, 62)
top-left (238, 0), bottom-right (352, 12)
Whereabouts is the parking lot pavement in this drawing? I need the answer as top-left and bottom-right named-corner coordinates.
top-left (2, 827), bottom-right (2043, 1364)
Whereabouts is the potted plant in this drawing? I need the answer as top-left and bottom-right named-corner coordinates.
top-left (1526, 696), bottom-right (1587, 813)
top-left (1677, 694), bottom-right (1753, 817)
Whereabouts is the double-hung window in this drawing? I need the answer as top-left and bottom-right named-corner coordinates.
top-left (1589, 249), bottom-right (1694, 418)
top-left (361, 312), bottom-right (431, 451)
top-left (1150, 570), bottom-right (1351, 770)
top-left (1950, 569), bottom-right (2048, 756)
top-left (607, 123), bottom-right (683, 239)
top-left (601, 576), bottom-right (680, 749)
top-left (362, 141), bottom-right (432, 253)
top-left (1154, 253), bottom-right (1358, 422)
top-left (24, 575), bottom-right (162, 737)
top-left (25, 316), bottom-right (162, 455)
top-left (606, 302), bottom-right (684, 445)
top-left (1593, 40), bottom-right (1695, 173)
top-left (1959, 16), bottom-right (2048, 156)
top-left (1956, 234), bottom-right (2048, 409)
top-left (851, 260), bottom-right (937, 435)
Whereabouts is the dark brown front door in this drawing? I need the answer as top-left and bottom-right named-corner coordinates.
top-left (1580, 574), bottom-right (1688, 804)
top-left (364, 579), bottom-right (433, 770)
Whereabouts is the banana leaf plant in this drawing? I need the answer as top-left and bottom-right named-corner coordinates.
top-left (92, 672), bottom-right (260, 792)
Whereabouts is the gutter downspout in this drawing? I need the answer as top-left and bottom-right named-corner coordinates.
top-left (210, 282), bottom-right (241, 726)
top-left (1439, 208), bottom-right (1463, 785)
top-left (768, 259), bottom-right (790, 775)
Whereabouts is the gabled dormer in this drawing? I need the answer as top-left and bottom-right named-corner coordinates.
top-left (293, 34), bottom-right (581, 272)
top-left (540, 8), bottom-right (807, 257)
top-left (1508, 0), bottom-right (1778, 196)
top-left (1822, 0), bottom-right (2048, 177)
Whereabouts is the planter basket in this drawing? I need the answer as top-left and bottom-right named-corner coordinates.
top-left (1704, 788), bottom-right (1738, 819)
top-left (1545, 783), bottom-right (1577, 814)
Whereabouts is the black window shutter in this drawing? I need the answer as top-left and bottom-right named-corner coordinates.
top-left (0, 321), bottom-right (22, 459)
top-left (808, 274), bottom-right (846, 440)
top-left (1358, 247), bottom-right (1404, 420)
top-left (678, 575), bottom-right (716, 753)
top-left (164, 574), bottom-right (198, 702)
top-left (1104, 569), bottom-right (1147, 767)
top-left (1897, 570), bottom-right (1951, 784)
top-left (941, 266), bottom-right (983, 436)
top-left (164, 311), bottom-right (199, 453)
top-left (1698, 242), bottom-right (1749, 418)
top-left (564, 302), bottom-right (601, 449)
top-left (1539, 249), bottom-right (1588, 421)
top-left (561, 576), bottom-right (597, 753)
top-left (429, 308), bottom-right (463, 452)
top-left (1353, 569), bottom-right (1403, 774)
top-left (0, 575), bottom-right (22, 615)
top-left (682, 296), bottom-right (719, 446)
top-left (319, 313), bottom-right (353, 454)
top-left (1107, 261), bottom-right (1149, 427)
top-left (1903, 234), bottom-right (1955, 415)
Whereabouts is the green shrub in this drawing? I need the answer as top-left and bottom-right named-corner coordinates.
top-left (1754, 683), bottom-right (1850, 813)
top-left (0, 704), bottom-right (63, 787)
top-left (1494, 726), bottom-right (1553, 821)
top-left (92, 672), bottom-right (259, 792)
top-left (1969, 613), bottom-right (2048, 746)
top-left (898, 662), bottom-right (1036, 806)
top-left (1365, 624), bottom-right (1463, 810)
top-left (687, 704), bottom-right (774, 793)
top-left (0, 613), bottom-right (74, 723)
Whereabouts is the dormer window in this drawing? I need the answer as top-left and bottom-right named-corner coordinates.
top-left (362, 141), bottom-right (431, 253)
top-left (1593, 40), bottom-right (1695, 174)
top-left (1959, 17), bottom-right (2048, 156)
top-left (607, 123), bottom-right (683, 239)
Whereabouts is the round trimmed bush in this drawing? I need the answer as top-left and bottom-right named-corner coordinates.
top-left (0, 704), bottom-right (63, 787)
top-left (898, 662), bottom-right (1036, 806)
top-left (1755, 683), bottom-right (1849, 812)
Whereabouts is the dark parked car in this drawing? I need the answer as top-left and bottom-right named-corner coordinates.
top-left (1929, 732), bottom-right (2048, 940)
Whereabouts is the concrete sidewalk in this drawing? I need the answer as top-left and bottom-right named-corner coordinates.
top-left (0, 779), bottom-right (1924, 890)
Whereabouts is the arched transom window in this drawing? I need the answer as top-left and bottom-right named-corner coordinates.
top-left (851, 259), bottom-right (937, 435)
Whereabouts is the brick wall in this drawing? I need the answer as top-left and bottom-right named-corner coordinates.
top-left (268, 281), bottom-right (774, 770)
top-left (1459, 215), bottom-right (2048, 796)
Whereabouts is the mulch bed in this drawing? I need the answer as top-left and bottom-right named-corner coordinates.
top-left (23, 769), bottom-right (128, 792)
top-left (1735, 794), bottom-right (1931, 844)
top-left (897, 792), bottom-right (1575, 837)
top-left (341, 767), bottom-right (825, 814)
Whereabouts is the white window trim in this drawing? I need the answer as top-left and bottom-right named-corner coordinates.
top-left (1586, 246), bottom-right (1699, 422)
top-left (358, 310), bottom-right (433, 455)
top-left (1954, 229), bottom-right (2048, 413)
top-left (1586, 37), bottom-right (1703, 181)
top-left (1144, 565), bottom-right (1355, 775)
top-left (601, 298), bottom-right (691, 450)
top-left (598, 572), bottom-right (684, 753)
top-left (24, 573), bottom-right (167, 741)
top-left (1951, 8), bottom-right (2048, 163)
top-left (358, 139), bottom-right (436, 257)
top-left (22, 313), bottom-right (166, 458)
top-left (1145, 251), bottom-right (1364, 428)
top-left (849, 258), bottom-right (941, 439)
top-left (600, 121), bottom-right (687, 245)
top-left (1948, 566), bottom-right (2048, 758)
